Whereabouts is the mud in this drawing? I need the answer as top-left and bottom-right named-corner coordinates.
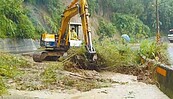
top-left (2, 73), bottom-right (169, 99)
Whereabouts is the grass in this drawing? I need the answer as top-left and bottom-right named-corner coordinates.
top-left (62, 38), bottom-right (139, 71)
top-left (93, 38), bottom-right (169, 70)
top-left (0, 52), bottom-right (31, 95)
top-left (41, 62), bottom-right (63, 83)
top-left (94, 38), bottom-right (138, 69)
top-left (139, 40), bottom-right (169, 64)
top-left (0, 77), bottom-right (7, 95)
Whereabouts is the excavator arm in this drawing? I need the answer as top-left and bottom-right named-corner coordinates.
top-left (57, 4), bottom-right (79, 46)
top-left (58, 0), bottom-right (96, 61)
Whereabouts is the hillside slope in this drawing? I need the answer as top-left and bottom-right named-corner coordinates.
top-left (24, 0), bottom-right (100, 38)
top-left (3, 0), bottom-right (172, 41)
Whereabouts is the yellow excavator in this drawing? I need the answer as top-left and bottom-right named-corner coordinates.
top-left (33, 0), bottom-right (96, 62)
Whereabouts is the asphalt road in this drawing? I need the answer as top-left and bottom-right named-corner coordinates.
top-left (168, 43), bottom-right (173, 65)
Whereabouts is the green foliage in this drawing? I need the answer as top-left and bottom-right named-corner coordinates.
top-left (1, 0), bottom-right (173, 38)
top-left (98, 19), bottom-right (117, 38)
top-left (43, 15), bottom-right (58, 33)
top-left (41, 67), bottom-right (57, 83)
top-left (24, 0), bottom-right (64, 35)
top-left (0, 52), bottom-right (30, 79)
top-left (88, 0), bottom-right (98, 14)
top-left (158, 0), bottom-right (173, 31)
top-left (0, 0), bottom-right (64, 39)
top-left (99, 0), bottom-right (144, 16)
top-left (0, 52), bottom-right (30, 95)
top-left (41, 63), bottom-right (63, 83)
top-left (0, 77), bottom-right (7, 95)
top-left (37, 0), bottom-right (63, 30)
top-left (42, 0), bottom-right (64, 28)
top-left (139, 40), bottom-right (169, 63)
top-left (24, 0), bottom-right (36, 4)
top-left (0, 53), bottom-right (30, 68)
top-left (93, 0), bottom-right (173, 34)
top-left (0, 0), bottom-right (35, 38)
top-left (16, 15), bottom-right (35, 38)
top-left (112, 13), bottom-right (150, 41)
top-left (95, 38), bottom-right (138, 68)
top-left (139, 0), bottom-right (156, 32)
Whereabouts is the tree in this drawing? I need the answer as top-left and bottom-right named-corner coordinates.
top-left (0, 0), bottom-right (35, 38)
top-left (112, 13), bottom-right (150, 40)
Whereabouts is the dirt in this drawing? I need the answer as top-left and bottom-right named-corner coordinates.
top-left (0, 53), bottom-right (170, 99)
top-left (1, 72), bottom-right (169, 99)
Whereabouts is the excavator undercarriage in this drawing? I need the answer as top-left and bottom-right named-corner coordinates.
top-left (33, 50), bottom-right (65, 62)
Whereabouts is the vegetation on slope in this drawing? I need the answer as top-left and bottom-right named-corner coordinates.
top-left (96, 0), bottom-right (173, 33)
top-left (24, 0), bottom-right (64, 34)
top-left (98, 19), bottom-right (118, 38)
top-left (112, 13), bottom-right (150, 40)
top-left (0, 0), bottom-right (35, 38)
top-left (1, 0), bottom-right (173, 40)
top-left (0, 0), bottom-right (64, 38)
top-left (0, 0), bottom-right (171, 96)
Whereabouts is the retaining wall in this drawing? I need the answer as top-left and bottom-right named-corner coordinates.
top-left (0, 38), bottom-right (39, 53)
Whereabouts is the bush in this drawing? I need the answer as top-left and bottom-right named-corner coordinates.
top-left (111, 13), bottom-right (150, 42)
top-left (139, 40), bottom-right (169, 64)
top-left (95, 38), bottom-right (138, 69)
top-left (98, 19), bottom-right (118, 38)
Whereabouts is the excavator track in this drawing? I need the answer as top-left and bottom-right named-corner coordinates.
top-left (33, 52), bottom-right (41, 62)
top-left (33, 52), bottom-right (47, 62)
top-left (33, 51), bottom-right (64, 62)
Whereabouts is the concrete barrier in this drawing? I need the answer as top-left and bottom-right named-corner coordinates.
top-left (0, 38), bottom-right (40, 53)
top-left (140, 54), bottom-right (173, 98)
top-left (156, 65), bottom-right (173, 98)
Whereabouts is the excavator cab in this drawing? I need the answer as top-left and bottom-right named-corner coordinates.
top-left (69, 22), bottom-right (83, 47)
top-left (40, 22), bottom-right (83, 49)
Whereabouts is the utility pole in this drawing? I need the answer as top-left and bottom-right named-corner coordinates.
top-left (156, 0), bottom-right (160, 43)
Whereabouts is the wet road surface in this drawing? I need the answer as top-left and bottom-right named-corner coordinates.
top-left (1, 73), bottom-right (169, 99)
top-left (168, 43), bottom-right (173, 65)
